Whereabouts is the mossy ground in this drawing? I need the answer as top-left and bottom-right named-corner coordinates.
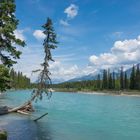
top-left (0, 130), bottom-right (7, 140)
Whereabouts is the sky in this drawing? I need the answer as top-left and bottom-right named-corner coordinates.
top-left (14, 0), bottom-right (140, 82)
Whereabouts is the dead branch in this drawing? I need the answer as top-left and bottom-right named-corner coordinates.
top-left (34, 112), bottom-right (48, 122)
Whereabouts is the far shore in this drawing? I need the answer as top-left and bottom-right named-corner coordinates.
top-left (77, 91), bottom-right (140, 97)
top-left (53, 88), bottom-right (140, 97)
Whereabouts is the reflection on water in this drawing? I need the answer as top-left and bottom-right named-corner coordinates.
top-left (0, 116), bottom-right (52, 140)
top-left (35, 123), bottom-right (52, 140)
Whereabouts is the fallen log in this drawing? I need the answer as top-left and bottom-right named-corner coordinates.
top-left (0, 90), bottom-right (40, 116)
top-left (0, 101), bottom-right (34, 115)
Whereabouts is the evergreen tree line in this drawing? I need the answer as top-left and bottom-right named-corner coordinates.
top-left (0, 65), bottom-right (33, 91)
top-left (53, 64), bottom-right (140, 91)
top-left (9, 68), bottom-right (31, 89)
top-left (100, 66), bottom-right (129, 90)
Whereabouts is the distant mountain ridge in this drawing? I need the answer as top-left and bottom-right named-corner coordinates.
top-left (52, 78), bottom-right (65, 84)
top-left (68, 73), bottom-right (98, 82)
top-left (66, 64), bottom-right (140, 83)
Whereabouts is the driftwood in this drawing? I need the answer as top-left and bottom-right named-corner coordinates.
top-left (0, 95), bottom-right (48, 122)
top-left (0, 92), bottom-right (47, 122)
top-left (0, 104), bottom-right (33, 115)
top-left (8, 101), bottom-right (34, 113)
top-left (0, 97), bottom-right (35, 115)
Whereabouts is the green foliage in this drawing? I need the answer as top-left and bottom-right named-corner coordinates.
top-left (0, 130), bottom-right (7, 140)
top-left (0, 65), bottom-right (11, 92)
top-left (96, 74), bottom-right (101, 89)
top-left (0, 65), bottom-right (31, 92)
top-left (0, 0), bottom-right (25, 67)
top-left (112, 71), bottom-right (115, 89)
top-left (9, 68), bottom-right (31, 89)
top-left (120, 67), bottom-right (124, 89)
top-left (130, 65), bottom-right (136, 89)
top-left (102, 70), bottom-right (108, 89)
top-left (108, 73), bottom-right (113, 89)
top-left (124, 72), bottom-right (128, 89)
top-left (135, 64), bottom-right (140, 90)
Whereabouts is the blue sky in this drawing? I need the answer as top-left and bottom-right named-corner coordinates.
top-left (14, 0), bottom-right (140, 81)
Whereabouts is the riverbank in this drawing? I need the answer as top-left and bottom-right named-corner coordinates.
top-left (53, 88), bottom-right (140, 97)
top-left (78, 90), bottom-right (140, 97)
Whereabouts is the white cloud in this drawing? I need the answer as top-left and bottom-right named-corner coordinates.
top-left (13, 44), bottom-right (44, 82)
top-left (33, 30), bottom-right (45, 40)
top-left (60, 19), bottom-right (69, 26)
top-left (14, 30), bottom-right (25, 41)
top-left (89, 35), bottom-right (140, 69)
top-left (13, 46), bottom-right (98, 82)
top-left (64, 4), bottom-right (78, 19)
top-left (49, 61), bottom-right (81, 80)
top-left (13, 45), bottom-right (82, 81)
top-left (49, 60), bottom-right (99, 81)
top-left (112, 38), bottom-right (140, 53)
top-left (60, 4), bottom-right (78, 26)
top-left (90, 53), bottom-right (117, 66)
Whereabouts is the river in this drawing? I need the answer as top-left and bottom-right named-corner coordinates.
top-left (0, 90), bottom-right (140, 140)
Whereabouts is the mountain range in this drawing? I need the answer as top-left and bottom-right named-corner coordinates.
top-left (51, 64), bottom-right (140, 84)
top-left (66, 64), bottom-right (139, 83)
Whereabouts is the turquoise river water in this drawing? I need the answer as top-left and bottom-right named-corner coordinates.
top-left (0, 90), bottom-right (140, 140)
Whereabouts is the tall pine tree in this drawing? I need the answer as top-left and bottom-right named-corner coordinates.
top-left (135, 64), bottom-right (140, 90)
top-left (97, 74), bottom-right (101, 89)
top-left (112, 71), bottom-right (115, 89)
top-left (124, 72), bottom-right (128, 89)
top-left (108, 73), bottom-right (113, 89)
top-left (120, 66), bottom-right (124, 90)
top-left (102, 69), bottom-right (108, 89)
top-left (31, 18), bottom-right (58, 101)
top-left (130, 65), bottom-right (136, 89)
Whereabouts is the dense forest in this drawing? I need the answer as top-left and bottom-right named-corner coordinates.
top-left (53, 64), bottom-right (140, 91)
top-left (0, 65), bottom-right (32, 91)
top-left (9, 68), bottom-right (31, 89)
